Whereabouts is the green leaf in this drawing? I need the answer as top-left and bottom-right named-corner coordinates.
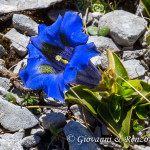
top-left (65, 85), bottom-right (101, 115)
top-left (140, 81), bottom-right (150, 96)
top-left (87, 26), bottom-right (99, 35)
top-left (109, 94), bottom-right (122, 123)
top-left (145, 33), bottom-right (150, 45)
top-left (97, 102), bottom-right (133, 148)
top-left (90, 1), bottom-right (109, 13)
top-left (6, 93), bottom-right (16, 103)
top-left (140, 0), bottom-right (150, 17)
top-left (132, 124), bottom-right (143, 134)
top-left (50, 125), bottom-right (59, 137)
top-left (32, 108), bottom-right (41, 115)
top-left (107, 49), bottom-right (115, 71)
top-left (116, 83), bottom-right (125, 96)
top-left (112, 52), bottom-right (129, 80)
top-left (135, 103), bottom-right (150, 120)
top-left (122, 80), bottom-right (141, 97)
top-left (99, 26), bottom-right (110, 36)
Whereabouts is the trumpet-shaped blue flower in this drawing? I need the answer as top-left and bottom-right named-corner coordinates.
top-left (19, 11), bottom-right (102, 102)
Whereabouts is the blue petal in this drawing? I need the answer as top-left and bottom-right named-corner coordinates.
top-left (27, 44), bottom-right (44, 59)
top-left (19, 56), bottom-right (69, 102)
top-left (64, 42), bottom-right (100, 84)
top-left (20, 69), bottom-right (69, 102)
top-left (43, 73), bottom-right (69, 102)
top-left (31, 15), bottom-right (64, 50)
top-left (27, 43), bottom-right (66, 72)
top-left (63, 65), bottom-right (77, 85)
top-left (19, 57), bottom-right (52, 88)
top-left (60, 11), bottom-right (88, 47)
top-left (71, 61), bottom-right (102, 87)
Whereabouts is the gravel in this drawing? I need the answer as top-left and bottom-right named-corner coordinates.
top-left (13, 14), bottom-right (38, 36)
top-left (21, 135), bottom-right (41, 148)
top-left (64, 121), bottom-right (101, 150)
top-left (0, 96), bottom-right (39, 131)
top-left (70, 104), bottom-right (95, 126)
top-left (0, 129), bottom-right (24, 150)
top-left (0, 0), bottom-right (63, 14)
top-left (5, 28), bottom-right (30, 57)
top-left (39, 112), bottom-right (66, 130)
top-left (90, 55), bottom-right (101, 66)
top-left (122, 59), bottom-right (146, 79)
top-left (88, 36), bottom-right (120, 51)
top-left (0, 77), bottom-right (12, 91)
top-left (99, 10), bottom-right (147, 46)
top-left (31, 127), bottom-right (45, 136)
top-left (122, 49), bottom-right (146, 60)
top-left (0, 44), bottom-right (7, 58)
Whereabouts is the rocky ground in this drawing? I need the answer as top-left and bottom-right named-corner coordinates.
top-left (0, 0), bottom-right (150, 150)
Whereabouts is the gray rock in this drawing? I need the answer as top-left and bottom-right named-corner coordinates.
top-left (31, 127), bottom-right (45, 136)
top-left (48, 9), bottom-right (69, 21)
top-left (0, 0), bottom-right (63, 14)
top-left (146, 129), bottom-right (150, 146)
top-left (0, 58), bottom-right (6, 67)
top-left (136, 1), bottom-right (147, 17)
top-left (100, 51), bottom-right (108, 70)
top-left (44, 97), bottom-right (68, 115)
top-left (144, 49), bottom-right (150, 66)
top-left (94, 126), bottom-right (101, 138)
top-left (10, 87), bottom-right (26, 100)
top-left (122, 59), bottom-right (146, 79)
top-left (0, 44), bottom-right (7, 57)
top-left (29, 148), bottom-right (38, 150)
top-left (44, 97), bottom-right (64, 106)
top-left (142, 76), bottom-right (150, 84)
top-left (147, 72), bottom-right (150, 76)
top-left (64, 121), bottom-right (101, 150)
top-left (70, 104), bottom-right (95, 126)
top-left (141, 60), bottom-right (149, 70)
top-left (102, 141), bottom-right (122, 148)
top-left (13, 14), bottom-right (38, 36)
top-left (13, 56), bottom-right (27, 74)
top-left (0, 87), bottom-right (23, 104)
top-left (5, 28), bottom-right (30, 57)
top-left (91, 11), bottom-right (103, 26)
top-left (134, 145), bottom-right (150, 150)
top-left (50, 105), bottom-right (68, 116)
top-left (113, 148), bottom-right (126, 150)
top-left (92, 12), bottom-right (103, 20)
top-left (90, 55), bottom-right (101, 66)
top-left (0, 96), bottom-right (39, 131)
top-left (88, 36), bottom-right (120, 51)
top-left (92, 18), bottom-right (99, 26)
top-left (39, 112), bottom-right (66, 130)
top-left (139, 31), bottom-right (149, 48)
top-left (0, 77), bottom-right (12, 90)
top-left (122, 49), bottom-right (146, 60)
top-left (48, 9), bottom-right (93, 25)
top-left (144, 116), bottom-right (150, 126)
top-left (21, 135), bottom-right (41, 148)
top-left (101, 125), bottom-right (111, 136)
top-left (138, 130), bottom-right (145, 137)
top-left (0, 129), bottom-right (24, 150)
top-left (122, 46), bottom-right (134, 51)
top-left (99, 10), bottom-right (147, 46)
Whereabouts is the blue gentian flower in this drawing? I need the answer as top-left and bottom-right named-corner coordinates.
top-left (19, 11), bottom-right (102, 102)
